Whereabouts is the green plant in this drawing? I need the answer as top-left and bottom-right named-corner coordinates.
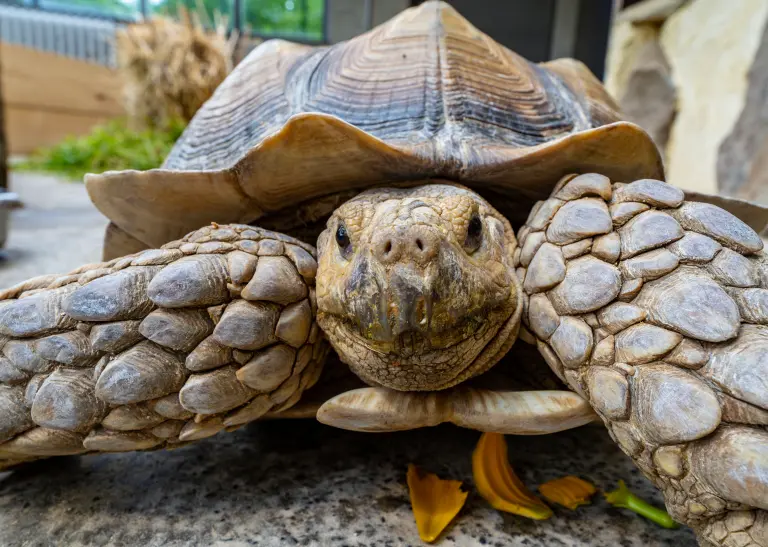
top-left (16, 118), bottom-right (186, 182)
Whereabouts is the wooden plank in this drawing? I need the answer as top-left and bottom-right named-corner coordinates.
top-left (6, 106), bottom-right (113, 155)
top-left (0, 42), bottom-right (124, 117)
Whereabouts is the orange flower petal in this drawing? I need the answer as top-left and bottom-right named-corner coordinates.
top-left (472, 432), bottom-right (553, 520)
top-left (407, 464), bottom-right (468, 543)
top-left (539, 476), bottom-right (597, 510)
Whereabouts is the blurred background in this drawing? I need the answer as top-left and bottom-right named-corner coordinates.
top-left (0, 0), bottom-right (764, 283)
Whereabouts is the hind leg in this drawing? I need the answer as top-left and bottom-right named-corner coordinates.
top-left (0, 224), bottom-right (327, 468)
top-left (517, 174), bottom-right (767, 546)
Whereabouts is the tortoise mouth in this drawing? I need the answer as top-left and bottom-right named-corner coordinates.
top-left (317, 298), bottom-right (517, 392)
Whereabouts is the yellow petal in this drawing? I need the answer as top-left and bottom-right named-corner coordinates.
top-left (538, 476), bottom-right (597, 510)
top-left (472, 432), bottom-right (553, 520)
top-left (407, 464), bottom-right (468, 543)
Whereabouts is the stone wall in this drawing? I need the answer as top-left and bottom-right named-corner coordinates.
top-left (605, 0), bottom-right (768, 204)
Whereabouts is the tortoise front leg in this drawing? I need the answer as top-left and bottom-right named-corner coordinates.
top-left (0, 225), bottom-right (327, 469)
top-left (516, 174), bottom-right (767, 546)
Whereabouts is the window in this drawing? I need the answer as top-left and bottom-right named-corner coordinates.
top-left (242, 0), bottom-right (323, 40)
top-left (38, 0), bottom-right (141, 20)
top-left (150, 0), bottom-right (233, 27)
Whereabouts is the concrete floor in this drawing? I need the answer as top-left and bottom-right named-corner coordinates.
top-left (0, 172), bottom-right (697, 546)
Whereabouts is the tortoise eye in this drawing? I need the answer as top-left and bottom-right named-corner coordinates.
top-left (465, 213), bottom-right (483, 252)
top-left (336, 223), bottom-right (352, 255)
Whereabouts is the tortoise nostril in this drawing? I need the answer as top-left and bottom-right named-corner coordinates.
top-left (415, 239), bottom-right (423, 251)
top-left (384, 241), bottom-right (393, 255)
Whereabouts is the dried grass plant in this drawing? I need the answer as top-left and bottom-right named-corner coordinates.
top-left (116, 7), bottom-right (237, 129)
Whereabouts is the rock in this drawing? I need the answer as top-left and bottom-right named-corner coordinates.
top-left (549, 256), bottom-right (622, 314)
top-left (64, 267), bottom-right (161, 322)
top-left (634, 266), bottom-right (740, 342)
top-left (620, 248), bottom-right (679, 280)
top-left (662, 0), bottom-right (768, 197)
top-left (669, 203), bottom-right (763, 254)
top-left (561, 239), bottom-right (592, 260)
top-left (630, 364), bottom-right (721, 444)
top-left (527, 198), bottom-right (564, 230)
top-left (519, 231), bottom-right (546, 267)
top-left (236, 344), bottom-right (296, 392)
top-left (718, 15), bottom-right (768, 209)
top-left (610, 202), bottom-right (650, 227)
top-left (96, 341), bottom-right (187, 405)
top-left (586, 368), bottom-right (628, 419)
top-left (523, 243), bottom-right (566, 294)
top-left (548, 316), bottom-right (593, 369)
top-left (664, 338), bottom-right (709, 369)
top-left (615, 322), bottom-right (682, 364)
top-left (0, 385), bottom-right (32, 442)
top-left (667, 232), bottom-right (722, 264)
top-left (0, 286), bottom-right (77, 338)
top-left (613, 179), bottom-right (684, 208)
top-left (89, 320), bottom-right (143, 353)
top-left (227, 251), bottom-right (258, 285)
top-left (597, 302), bottom-right (647, 334)
top-left (707, 249), bottom-right (759, 287)
top-left (242, 256), bottom-right (307, 305)
top-left (591, 232), bottom-right (621, 263)
top-left (553, 173), bottom-right (612, 201)
top-left (31, 368), bottom-right (105, 432)
top-left (185, 336), bottom-right (233, 372)
top-left (148, 255), bottom-right (229, 308)
top-left (179, 366), bottom-right (254, 415)
top-left (102, 403), bottom-right (166, 431)
top-left (618, 278), bottom-right (643, 301)
top-left (653, 445), bottom-right (684, 478)
top-left (619, 210), bottom-right (683, 259)
top-left (139, 308), bottom-right (213, 352)
top-left (604, 19), bottom-right (659, 108)
top-left (690, 426), bottom-right (768, 510)
top-left (527, 293), bottom-right (560, 340)
top-left (545, 198), bottom-right (612, 245)
top-left (726, 287), bottom-right (768, 323)
top-left (618, 0), bottom-right (687, 23)
top-left (213, 300), bottom-right (280, 351)
top-left (700, 325), bottom-right (767, 410)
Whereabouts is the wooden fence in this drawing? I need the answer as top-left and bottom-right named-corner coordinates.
top-left (1, 42), bottom-right (124, 154)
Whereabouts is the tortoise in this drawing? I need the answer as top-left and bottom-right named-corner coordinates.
top-left (0, 2), bottom-right (766, 545)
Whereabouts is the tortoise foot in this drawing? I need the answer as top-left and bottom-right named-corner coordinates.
top-left (517, 174), bottom-right (768, 543)
top-left (0, 224), bottom-right (327, 465)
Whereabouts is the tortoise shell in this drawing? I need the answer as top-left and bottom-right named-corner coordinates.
top-left (86, 0), bottom-right (662, 256)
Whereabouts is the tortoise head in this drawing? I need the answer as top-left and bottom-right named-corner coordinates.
top-left (316, 184), bottom-right (522, 391)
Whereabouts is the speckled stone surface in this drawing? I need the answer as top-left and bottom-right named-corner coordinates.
top-left (0, 422), bottom-right (696, 546)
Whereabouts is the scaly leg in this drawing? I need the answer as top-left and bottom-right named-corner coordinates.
top-left (0, 224), bottom-right (327, 469)
top-left (517, 174), bottom-right (767, 546)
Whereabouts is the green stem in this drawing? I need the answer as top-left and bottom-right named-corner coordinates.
top-left (604, 481), bottom-right (678, 529)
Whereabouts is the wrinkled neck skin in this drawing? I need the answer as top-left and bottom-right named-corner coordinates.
top-left (316, 183), bottom-right (523, 391)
